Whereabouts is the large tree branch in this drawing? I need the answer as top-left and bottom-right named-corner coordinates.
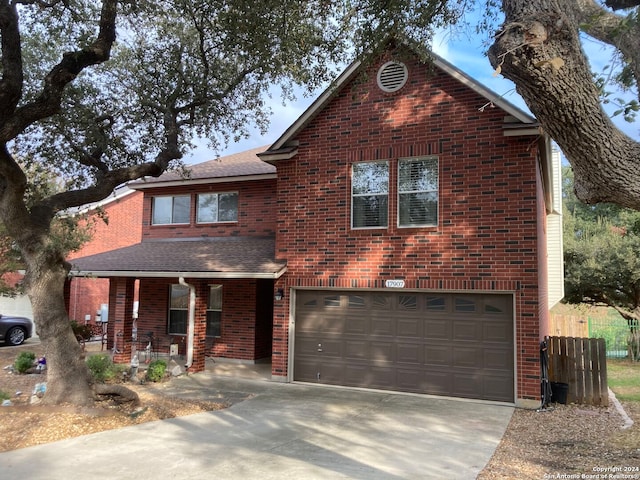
top-left (34, 105), bottom-right (183, 219)
top-left (0, 1), bottom-right (23, 120)
top-left (575, 0), bottom-right (640, 103)
top-left (30, 156), bottom-right (169, 226)
top-left (0, 0), bottom-right (118, 142)
top-left (489, 1), bottom-right (640, 209)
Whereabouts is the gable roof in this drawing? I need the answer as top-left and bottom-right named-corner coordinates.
top-left (259, 49), bottom-right (541, 162)
top-left (69, 237), bottom-right (286, 279)
top-left (131, 146), bottom-right (275, 190)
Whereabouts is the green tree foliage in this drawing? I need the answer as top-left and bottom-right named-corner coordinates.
top-left (0, 162), bottom-right (95, 296)
top-left (563, 167), bottom-right (640, 360)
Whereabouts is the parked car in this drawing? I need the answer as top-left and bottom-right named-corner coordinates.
top-left (0, 314), bottom-right (33, 346)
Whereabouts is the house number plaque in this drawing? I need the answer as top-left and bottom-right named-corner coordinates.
top-left (385, 280), bottom-right (405, 288)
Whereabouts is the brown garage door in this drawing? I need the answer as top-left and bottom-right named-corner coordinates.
top-left (293, 290), bottom-right (514, 402)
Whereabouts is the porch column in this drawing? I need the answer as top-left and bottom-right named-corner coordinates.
top-left (189, 280), bottom-right (208, 373)
top-left (108, 277), bottom-right (136, 364)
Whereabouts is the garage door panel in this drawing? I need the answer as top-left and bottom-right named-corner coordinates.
top-left (344, 316), bottom-right (368, 334)
top-left (483, 374), bottom-right (515, 401)
top-left (323, 317), bottom-right (346, 334)
top-left (424, 318), bottom-right (449, 339)
top-left (345, 340), bottom-right (368, 359)
top-left (453, 346), bottom-right (483, 368)
top-left (369, 341), bottom-right (394, 363)
top-left (369, 367), bottom-right (395, 388)
top-left (397, 318), bottom-right (422, 337)
top-left (453, 320), bottom-right (481, 341)
top-left (452, 373), bottom-right (482, 398)
top-left (296, 314), bottom-right (326, 332)
top-left (424, 344), bottom-right (451, 366)
top-left (294, 291), bottom-right (514, 402)
top-left (397, 343), bottom-right (422, 364)
top-left (318, 363), bottom-right (348, 383)
top-left (371, 317), bottom-right (394, 335)
top-left (484, 348), bottom-right (514, 370)
top-left (483, 323), bottom-right (512, 343)
top-left (396, 368), bottom-right (423, 390)
top-left (293, 357), bottom-right (320, 383)
top-left (317, 338), bottom-right (343, 357)
top-left (295, 336), bottom-right (321, 354)
top-left (344, 364), bottom-right (368, 384)
top-left (423, 371), bottom-right (454, 395)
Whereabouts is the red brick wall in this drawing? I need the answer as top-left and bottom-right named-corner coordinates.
top-left (272, 54), bottom-right (545, 401)
top-left (67, 191), bottom-right (143, 324)
top-left (140, 179), bottom-right (277, 240)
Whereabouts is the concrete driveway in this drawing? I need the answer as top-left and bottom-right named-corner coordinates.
top-left (0, 374), bottom-right (513, 480)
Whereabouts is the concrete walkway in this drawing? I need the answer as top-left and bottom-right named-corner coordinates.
top-left (0, 369), bottom-right (513, 480)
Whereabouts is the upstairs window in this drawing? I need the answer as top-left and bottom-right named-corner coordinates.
top-left (197, 193), bottom-right (238, 223)
top-left (152, 195), bottom-right (190, 225)
top-left (206, 285), bottom-right (222, 337)
top-left (352, 161), bottom-right (389, 229)
top-left (398, 157), bottom-right (438, 227)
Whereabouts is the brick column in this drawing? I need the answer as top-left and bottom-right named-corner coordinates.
top-left (271, 278), bottom-right (289, 380)
top-left (189, 280), bottom-right (208, 373)
top-left (108, 277), bottom-right (136, 364)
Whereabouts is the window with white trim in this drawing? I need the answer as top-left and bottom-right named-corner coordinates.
top-left (206, 285), bottom-right (222, 337)
top-left (197, 193), bottom-right (238, 223)
top-left (351, 161), bottom-right (389, 229)
top-left (152, 195), bottom-right (190, 225)
top-left (398, 157), bottom-right (438, 227)
top-left (168, 284), bottom-right (189, 335)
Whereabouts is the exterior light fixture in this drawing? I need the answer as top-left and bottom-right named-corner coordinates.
top-left (274, 288), bottom-right (285, 301)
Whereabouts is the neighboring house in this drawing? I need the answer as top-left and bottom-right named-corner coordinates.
top-left (69, 43), bottom-right (563, 406)
top-left (0, 186), bottom-right (142, 329)
top-left (66, 186), bottom-right (143, 325)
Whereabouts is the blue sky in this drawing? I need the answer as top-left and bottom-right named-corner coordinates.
top-left (184, 26), bottom-right (639, 164)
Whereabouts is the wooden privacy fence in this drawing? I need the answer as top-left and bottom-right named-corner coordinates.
top-left (547, 336), bottom-right (609, 406)
top-left (549, 314), bottom-right (589, 338)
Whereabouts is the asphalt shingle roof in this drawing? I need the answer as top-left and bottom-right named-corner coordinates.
top-left (69, 237), bottom-right (286, 279)
top-left (130, 146), bottom-right (274, 187)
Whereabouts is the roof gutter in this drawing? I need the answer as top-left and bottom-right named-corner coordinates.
top-left (68, 267), bottom-right (288, 280)
top-left (130, 173), bottom-right (276, 190)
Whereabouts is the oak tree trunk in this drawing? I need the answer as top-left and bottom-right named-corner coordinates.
top-left (25, 250), bottom-right (94, 406)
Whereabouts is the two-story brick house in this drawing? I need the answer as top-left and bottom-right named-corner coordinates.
top-left (69, 44), bottom-right (562, 406)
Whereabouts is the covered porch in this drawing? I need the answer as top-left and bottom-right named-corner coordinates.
top-left (68, 237), bottom-right (286, 373)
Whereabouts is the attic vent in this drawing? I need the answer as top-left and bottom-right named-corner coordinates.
top-left (377, 61), bottom-right (408, 93)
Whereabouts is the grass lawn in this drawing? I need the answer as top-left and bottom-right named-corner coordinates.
top-left (607, 359), bottom-right (640, 452)
top-left (608, 359), bottom-right (640, 402)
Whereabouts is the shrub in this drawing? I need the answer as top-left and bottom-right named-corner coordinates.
top-left (13, 351), bottom-right (36, 374)
top-left (0, 390), bottom-right (10, 401)
top-left (146, 359), bottom-right (167, 382)
top-left (86, 354), bottom-right (119, 383)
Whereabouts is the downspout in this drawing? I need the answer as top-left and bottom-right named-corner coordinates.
top-left (179, 277), bottom-right (196, 371)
